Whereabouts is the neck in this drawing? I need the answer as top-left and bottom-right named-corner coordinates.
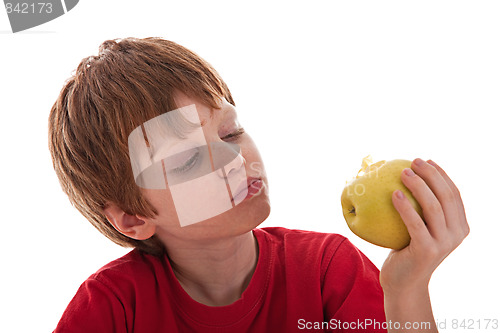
top-left (163, 231), bottom-right (259, 306)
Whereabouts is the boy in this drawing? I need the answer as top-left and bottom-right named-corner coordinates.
top-left (50, 37), bottom-right (469, 332)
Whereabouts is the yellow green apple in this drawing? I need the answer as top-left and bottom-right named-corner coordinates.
top-left (340, 156), bottom-right (423, 249)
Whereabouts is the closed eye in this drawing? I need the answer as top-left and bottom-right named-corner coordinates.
top-left (170, 150), bottom-right (200, 174)
top-left (221, 128), bottom-right (245, 141)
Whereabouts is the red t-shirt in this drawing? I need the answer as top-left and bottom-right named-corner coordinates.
top-left (54, 227), bottom-right (387, 332)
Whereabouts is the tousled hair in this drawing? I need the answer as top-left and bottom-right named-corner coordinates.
top-left (48, 37), bottom-right (234, 255)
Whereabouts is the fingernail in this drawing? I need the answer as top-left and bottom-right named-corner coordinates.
top-left (414, 158), bottom-right (424, 166)
top-left (395, 190), bottom-right (405, 199)
top-left (404, 168), bottom-right (415, 177)
top-left (427, 160), bottom-right (437, 167)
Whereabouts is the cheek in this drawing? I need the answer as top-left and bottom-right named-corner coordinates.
top-left (140, 188), bottom-right (180, 223)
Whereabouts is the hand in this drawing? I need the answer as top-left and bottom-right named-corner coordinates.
top-left (380, 158), bottom-right (469, 293)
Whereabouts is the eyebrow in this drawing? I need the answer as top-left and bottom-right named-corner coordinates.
top-left (200, 105), bottom-right (231, 127)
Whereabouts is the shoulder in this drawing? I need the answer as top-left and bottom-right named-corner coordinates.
top-left (53, 250), bottom-right (159, 332)
top-left (94, 249), bottom-right (157, 274)
top-left (94, 249), bottom-right (160, 276)
top-left (255, 226), bottom-right (347, 242)
top-left (255, 226), bottom-right (349, 257)
top-left (88, 249), bottom-right (164, 296)
top-left (254, 227), bottom-right (357, 281)
top-left (254, 227), bottom-right (379, 282)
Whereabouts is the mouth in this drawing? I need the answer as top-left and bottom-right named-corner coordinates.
top-left (231, 177), bottom-right (263, 204)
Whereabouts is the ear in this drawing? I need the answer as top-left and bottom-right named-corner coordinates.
top-left (103, 203), bottom-right (156, 240)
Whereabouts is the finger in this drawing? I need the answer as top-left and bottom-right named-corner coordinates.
top-left (411, 159), bottom-right (461, 231)
top-left (426, 159), bottom-right (470, 236)
top-left (400, 167), bottom-right (447, 239)
top-left (392, 190), bottom-right (432, 247)
top-left (425, 160), bottom-right (461, 204)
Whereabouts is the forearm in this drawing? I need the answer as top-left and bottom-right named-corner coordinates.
top-left (383, 285), bottom-right (438, 332)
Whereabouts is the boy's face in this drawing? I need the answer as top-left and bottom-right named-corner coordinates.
top-left (129, 92), bottom-right (270, 241)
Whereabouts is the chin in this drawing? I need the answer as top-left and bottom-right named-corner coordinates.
top-left (242, 199), bottom-right (271, 231)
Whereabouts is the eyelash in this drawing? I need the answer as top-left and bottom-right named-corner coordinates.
top-left (222, 128), bottom-right (245, 141)
top-left (172, 150), bottom-right (200, 174)
top-left (171, 128), bottom-right (244, 174)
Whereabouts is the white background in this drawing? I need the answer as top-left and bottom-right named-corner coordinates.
top-left (1, 1), bottom-right (499, 332)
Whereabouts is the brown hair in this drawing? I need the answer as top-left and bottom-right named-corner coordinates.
top-left (48, 37), bottom-right (234, 255)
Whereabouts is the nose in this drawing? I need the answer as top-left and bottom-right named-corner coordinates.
top-left (225, 153), bottom-right (246, 177)
top-left (208, 141), bottom-right (244, 178)
top-left (214, 150), bottom-right (246, 179)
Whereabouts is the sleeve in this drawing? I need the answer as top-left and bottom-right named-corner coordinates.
top-left (53, 277), bottom-right (128, 333)
top-left (322, 238), bottom-right (387, 333)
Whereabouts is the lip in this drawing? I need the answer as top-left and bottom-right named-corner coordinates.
top-left (231, 177), bottom-right (263, 204)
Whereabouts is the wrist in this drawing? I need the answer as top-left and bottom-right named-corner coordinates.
top-left (380, 272), bottom-right (431, 296)
top-left (383, 283), bottom-right (430, 305)
top-left (383, 285), bottom-right (437, 332)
